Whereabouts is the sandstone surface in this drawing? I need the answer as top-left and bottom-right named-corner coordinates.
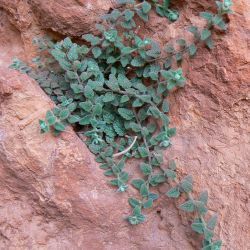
top-left (0, 0), bottom-right (249, 249)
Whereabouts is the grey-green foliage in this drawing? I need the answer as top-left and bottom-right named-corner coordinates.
top-left (10, 1), bottom-right (233, 249)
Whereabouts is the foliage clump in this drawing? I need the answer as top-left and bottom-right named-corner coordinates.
top-left (10, 0), bottom-right (233, 249)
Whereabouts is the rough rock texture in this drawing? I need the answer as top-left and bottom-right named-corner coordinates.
top-left (29, 0), bottom-right (117, 36)
top-left (0, 0), bottom-right (117, 37)
top-left (0, 0), bottom-right (250, 249)
top-left (0, 68), bottom-right (193, 249)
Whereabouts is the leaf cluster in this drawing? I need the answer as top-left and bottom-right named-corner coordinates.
top-left (10, 1), bottom-right (233, 249)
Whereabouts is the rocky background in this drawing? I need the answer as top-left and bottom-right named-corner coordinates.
top-left (0, 0), bottom-right (249, 249)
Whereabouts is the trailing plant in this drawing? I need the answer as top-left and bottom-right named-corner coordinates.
top-left (10, 0), bottom-right (233, 249)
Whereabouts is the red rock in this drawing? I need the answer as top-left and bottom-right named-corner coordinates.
top-left (0, 0), bottom-right (117, 37)
top-left (0, 68), bottom-right (193, 248)
top-left (0, 0), bottom-right (249, 249)
top-left (29, 0), bottom-right (117, 36)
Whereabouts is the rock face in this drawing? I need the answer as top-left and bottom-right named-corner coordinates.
top-left (0, 68), bottom-right (193, 249)
top-left (0, 0), bottom-right (250, 249)
top-left (0, 0), bottom-right (117, 37)
top-left (29, 0), bottom-right (117, 36)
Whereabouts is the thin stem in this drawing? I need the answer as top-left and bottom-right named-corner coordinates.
top-left (133, 108), bottom-right (154, 188)
top-left (113, 136), bottom-right (138, 157)
top-left (104, 54), bottom-right (122, 74)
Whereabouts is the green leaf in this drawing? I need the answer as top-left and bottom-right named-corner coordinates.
top-left (79, 101), bottom-right (92, 112)
top-left (202, 240), bottom-right (222, 250)
top-left (212, 240), bottom-right (222, 250)
top-left (148, 106), bottom-right (161, 118)
top-left (188, 44), bottom-right (197, 57)
top-left (110, 179), bottom-right (119, 186)
top-left (162, 100), bottom-right (169, 113)
top-left (95, 23), bottom-right (105, 32)
top-left (149, 174), bottom-right (166, 186)
top-left (54, 122), bottom-right (65, 132)
top-left (213, 15), bottom-right (227, 30)
top-left (51, 49), bottom-right (66, 61)
top-left (119, 171), bottom-right (129, 182)
top-left (138, 147), bottom-right (149, 158)
top-left (180, 175), bottom-right (193, 193)
top-left (201, 29), bottom-right (212, 41)
top-left (124, 9), bottom-right (134, 21)
top-left (141, 1), bottom-right (151, 14)
top-left (67, 44), bottom-right (78, 61)
top-left (167, 127), bottom-right (176, 137)
top-left (46, 111), bottom-right (56, 125)
top-left (107, 56), bottom-right (117, 64)
top-left (121, 47), bottom-right (134, 55)
top-left (78, 45), bottom-right (89, 55)
top-left (140, 183), bottom-right (149, 198)
top-left (58, 59), bottom-right (72, 71)
top-left (117, 183), bottom-right (128, 192)
top-left (195, 200), bottom-right (208, 215)
top-left (131, 179), bottom-right (145, 190)
top-left (128, 198), bottom-right (141, 208)
top-left (205, 37), bottom-right (214, 49)
top-left (93, 103), bottom-right (102, 116)
top-left (104, 169), bottom-right (114, 176)
top-left (118, 108), bottom-right (134, 120)
top-left (120, 95), bottom-right (130, 103)
top-left (117, 159), bottom-right (125, 171)
top-left (131, 57), bottom-right (145, 67)
top-left (108, 9), bottom-right (122, 20)
top-left (103, 92), bottom-right (115, 102)
top-left (207, 214), bottom-right (218, 230)
top-left (79, 115), bottom-right (92, 125)
top-left (176, 52), bottom-right (183, 62)
top-left (127, 213), bottom-right (145, 225)
top-left (106, 74), bottom-right (120, 91)
top-left (67, 102), bottom-right (77, 112)
top-left (140, 163), bottom-right (152, 176)
top-left (179, 199), bottom-right (195, 212)
top-left (191, 222), bottom-right (205, 234)
top-left (200, 12), bottom-right (213, 21)
top-left (82, 34), bottom-right (101, 46)
top-left (129, 122), bottom-right (141, 132)
top-left (118, 74), bottom-right (132, 89)
top-left (165, 169), bottom-right (176, 180)
top-left (199, 191), bottom-right (208, 205)
top-left (156, 5), bottom-right (165, 17)
top-left (71, 84), bottom-right (83, 94)
top-left (113, 120), bottom-right (125, 136)
top-left (59, 109), bottom-right (70, 120)
top-left (84, 85), bottom-right (95, 99)
top-left (39, 119), bottom-right (49, 133)
top-left (177, 39), bottom-right (186, 47)
top-left (188, 25), bottom-right (199, 35)
top-left (99, 163), bottom-right (110, 170)
top-left (117, 0), bottom-right (135, 5)
top-left (133, 205), bottom-right (142, 217)
top-left (66, 70), bottom-right (78, 80)
top-left (67, 115), bottom-right (81, 124)
top-left (132, 98), bottom-right (143, 107)
top-left (143, 198), bottom-right (153, 209)
top-left (166, 9), bottom-right (179, 22)
top-left (148, 193), bottom-right (159, 201)
top-left (136, 9), bottom-right (149, 22)
top-left (63, 37), bottom-right (73, 49)
top-left (204, 228), bottom-right (214, 241)
top-left (104, 29), bottom-right (118, 42)
top-left (166, 186), bottom-right (180, 198)
top-left (92, 47), bottom-right (102, 58)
